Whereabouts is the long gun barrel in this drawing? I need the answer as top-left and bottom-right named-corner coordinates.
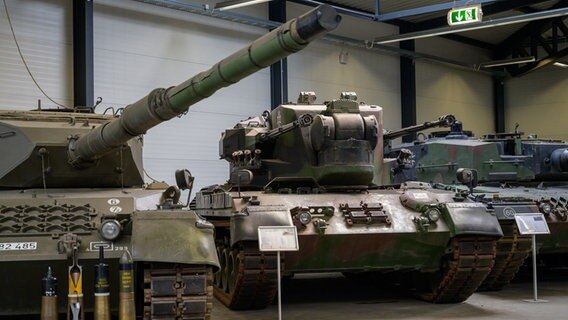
top-left (68, 5), bottom-right (341, 167)
top-left (258, 113), bottom-right (313, 142)
top-left (383, 114), bottom-right (456, 142)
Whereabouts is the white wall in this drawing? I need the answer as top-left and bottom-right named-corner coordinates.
top-left (415, 37), bottom-right (494, 137)
top-left (505, 67), bottom-right (568, 140)
top-left (93, 0), bottom-right (273, 191)
top-left (286, 3), bottom-right (401, 131)
top-left (0, 0), bottom-right (72, 110)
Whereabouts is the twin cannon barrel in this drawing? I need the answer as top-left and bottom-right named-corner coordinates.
top-left (67, 5), bottom-right (342, 166)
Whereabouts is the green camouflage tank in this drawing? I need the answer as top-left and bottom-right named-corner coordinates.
top-left (0, 5), bottom-right (337, 318)
top-left (388, 122), bottom-right (568, 290)
top-left (194, 91), bottom-right (503, 310)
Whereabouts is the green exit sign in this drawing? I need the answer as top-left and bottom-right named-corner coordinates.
top-left (447, 5), bottom-right (483, 26)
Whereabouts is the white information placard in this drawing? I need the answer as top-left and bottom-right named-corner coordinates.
top-left (258, 226), bottom-right (299, 252)
top-left (515, 213), bottom-right (550, 235)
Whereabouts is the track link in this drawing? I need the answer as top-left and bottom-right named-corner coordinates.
top-left (214, 242), bottom-right (279, 310)
top-left (478, 222), bottom-right (532, 291)
top-left (420, 236), bottom-right (497, 303)
top-left (144, 263), bottom-right (213, 319)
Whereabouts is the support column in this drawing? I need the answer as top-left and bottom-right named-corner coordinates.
top-left (73, 0), bottom-right (94, 110)
top-left (269, 0), bottom-right (287, 110)
top-left (493, 77), bottom-right (505, 133)
top-left (400, 25), bottom-right (416, 142)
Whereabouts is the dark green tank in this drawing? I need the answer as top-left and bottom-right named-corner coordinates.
top-left (0, 5), bottom-right (338, 318)
top-left (388, 122), bottom-right (568, 290)
top-left (194, 91), bottom-right (503, 310)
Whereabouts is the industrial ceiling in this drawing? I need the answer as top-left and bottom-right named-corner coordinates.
top-left (138, 0), bottom-right (568, 77)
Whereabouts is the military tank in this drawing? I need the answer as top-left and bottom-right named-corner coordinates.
top-left (0, 5), bottom-right (338, 318)
top-left (193, 91), bottom-right (503, 310)
top-left (387, 123), bottom-right (568, 290)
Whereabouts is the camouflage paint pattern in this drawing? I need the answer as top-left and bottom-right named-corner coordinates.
top-left (389, 128), bottom-right (568, 265)
top-left (214, 188), bottom-right (500, 272)
top-left (390, 139), bottom-right (534, 185)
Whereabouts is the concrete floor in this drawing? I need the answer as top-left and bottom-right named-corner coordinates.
top-left (212, 271), bottom-right (568, 320)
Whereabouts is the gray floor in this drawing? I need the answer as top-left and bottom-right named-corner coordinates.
top-left (212, 271), bottom-right (568, 319)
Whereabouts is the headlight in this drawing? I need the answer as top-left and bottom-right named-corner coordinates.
top-left (298, 212), bottom-right (312, 225)
top-left (99, 220), bottom-right (121, 240)
top-left (540, 203), bottom-right (552, 215)
top-left (426, 208), bottom-right (440, 223)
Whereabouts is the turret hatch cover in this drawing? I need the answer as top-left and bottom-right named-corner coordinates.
top-left (0, 123), bottom-right (34, 179)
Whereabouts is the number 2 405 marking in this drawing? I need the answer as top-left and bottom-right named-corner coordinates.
top-left (0, 242), bottom-right (38, 251)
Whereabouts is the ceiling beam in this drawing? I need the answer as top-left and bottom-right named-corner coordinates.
top-left (288, 0), bottom-right (376, 20)
top-left (373, 7), bottom-right (568, 44)
top-left (508, 47), bottom-right (568, 76)
top-left (412, 0), bottom-right (553, 31)
top-left (374, 0), bottom-right (499, 22)
top-left (495, 0), bottom-right (568, 58)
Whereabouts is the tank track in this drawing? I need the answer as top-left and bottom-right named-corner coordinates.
top-left (419, 236), bottom-right (497, 303)
top-left (478, 221), bottom-right (532, 291)
top-left (143, 263), bottom-right (213, 319)
top-left (214, 242), bottom-right (279, 310)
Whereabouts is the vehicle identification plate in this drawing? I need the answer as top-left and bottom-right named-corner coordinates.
top-left (0, 242), bottom-right (38, 251)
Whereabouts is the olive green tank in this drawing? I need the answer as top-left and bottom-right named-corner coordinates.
top-left (193, 91), bottom-right (503, 310)
top-left (0, 5), bottom-right (338, 318)
top-left (387, 123), bottom-right (568, 290)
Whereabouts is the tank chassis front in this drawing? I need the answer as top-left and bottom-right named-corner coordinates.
top-left (196, 92), bottom-right (502, 309)
top-left (390, 125), bottom-right (568, 289)
top-left (0, 5), bottom-right (340, 318)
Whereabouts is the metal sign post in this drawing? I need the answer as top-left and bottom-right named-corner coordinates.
top-left (258, 226), bottom-right (299, 320)
top-left (514, 213), bottom-right (550, 303)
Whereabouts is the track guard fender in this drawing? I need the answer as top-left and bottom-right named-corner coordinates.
top-left (443, 202), bottom-right (503, 237)
top-left (131, 211), bottom-right (220, 270)
top-left (231, 205), bottom-right (293, 246)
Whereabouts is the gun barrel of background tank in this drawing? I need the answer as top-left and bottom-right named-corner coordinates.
top-left (68, 5), bottom-right (341, 166)
top-left (383, 114), bottom-right (456, 141)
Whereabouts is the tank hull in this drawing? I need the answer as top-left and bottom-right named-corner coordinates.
top-left (197, 185), bottom-right (502, 309)
top-left (472, 184), bottom-right (568, 256)
top-left (0, 188), bottom-right (218, 316)
top-left (390, 135), bottom-right (568, 289)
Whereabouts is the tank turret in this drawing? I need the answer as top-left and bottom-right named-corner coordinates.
top-left (0, 4), bottom-right (341, 189)
top-left (220, 91), bottom-right (380, 189)
top-left (482, 130), bottom-right (568, 180)
top-left (0, 5), bottom-right (340, 318)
